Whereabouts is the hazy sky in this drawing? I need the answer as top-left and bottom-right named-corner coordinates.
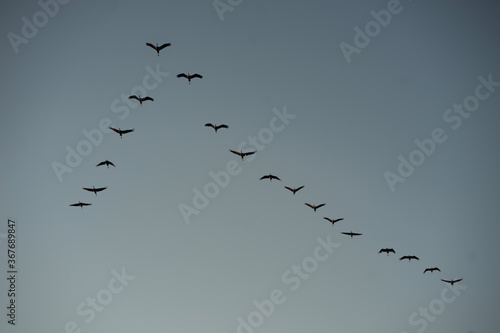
top-left (1, 1), bottom-right (500, 333)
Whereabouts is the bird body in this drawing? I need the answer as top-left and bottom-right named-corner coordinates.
top-left (96, 160), bottom-right (115, 168)
top-left (378, 248), bottom-right (396, 255)
top-left (70, 202), bottom-right (92, 208)
top-left (399, 255), bottom-right (419, 261)
top-left (260, 174), bottom-right (281, 181)
top-left (423, 267), bottom-right (441, 274)
top-left (205, 123), bottom-right (228, 132)
top-left (83, 186), bottom-right (107, 196)
top-left (305, 203), bottom-right (325, 212)
top-left (146, 42), bottom-right (171, 55)
top-left (109, 126), bottom-right (134, 138)
top-left (177, 73), bottom-right (203, 84)
top-left (129, 95), bottom-right (154, 105)
top-left (284, 186), bottom-right (304, 195)
top-left (324, 217), bottom-right (343, 226)
top-left (229, 149), bottom-right (256, 160)
top-left (341, 231), bottom-right (362, 238)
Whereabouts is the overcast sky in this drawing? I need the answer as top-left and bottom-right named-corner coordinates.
top-left (1, 1), bottom-right (500, 333)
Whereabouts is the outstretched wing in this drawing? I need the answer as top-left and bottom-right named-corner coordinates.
top-left (453, 278), bottom-right (463, 283)
top-left (229, 149), bottom-right (243, 157)
top-left (128, 95), bottom-right (140, 101)
top-left (96, 161), bottom-right (106, 167)
top-left (305, 203), bottom-right (314, 209)
top-left (411, 256), bottom-right (420, 260)
top-left (243, 151), bottom-right (256, 157)
top-left (271, 175), bottom-right (281, 181)
top-left (423, 268), bottom-right (430, 274)
top-left (316, 203), bottom-right (326, 209)
top-left (389, 248), bottom-right (395, 253)
top-left (177, 73), bottom-right (188, 79)
top-left (295, 185), bottom-right (304, 192)
top-left (260, 175), bottom-right (270, 180)
top-left (341, 232), bottom-right (352, 236)
top-left (333, 218), bottom-right (344, 222)
top-left (191, 73), bottom-right (203, 79)
top-left (157, 43), bottom-right (171, 50)
top-left (399, 256), bottom-right (408, 261)
top-left (83, 187), bottom-right (94, 192)
top-left (216, 124), bottom-right (228, 130)
top-left (109, 126), bottom-right (120, 134)
top-left (121, 129), bottom-right (134, 134)
top-left (142, 96), bottom-right (154, 102)
top-left (324, 217), bottom-right (333, 223)
top-left (435, 267), bottom-right (441, 272)
top-left (284, 186), bottom-right (294, 192)
top-left (146, 43), bottom-right (157, 50)
top-left (351, 232), bottom-right (362, 236)
top-left (441, 279), bottom-right (452, 284)
top-left (205, 123), bottom-right (216, 130)
top-left (94, 187), bottom-right (107, 192)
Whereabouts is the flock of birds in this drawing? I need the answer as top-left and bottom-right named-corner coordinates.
top-left (68, 41), bottom-right (462, 289)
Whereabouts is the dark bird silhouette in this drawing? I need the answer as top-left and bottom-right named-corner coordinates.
top-left (96, 160), bottom-right (115, 168)
top-left (424, 267), bottom-right (441, 274)
top-left (205, 123), bottom-right (228, 132)
top-left (284, 186), bottom-right (304, 195)
top-left (177, 73), bottom-right (203, 84)
top-left (146, 42), bottom-right (171, 56)
top-left (324, 217), bottom-right (344, 226)
top-left (305, 203), bottom-right (325, 212)
top-left (399, 255), bottom-right (419, 261)
top-left (69, 202), bottom-right (92, 208)
top-left (128, 95), bottom-right (154, 105)
top-left (260, 174), bottom-right (281, 181)
top-left (109, 126), bottom-right (134, 138)
top-left (378, 248), bottom-right (396, 255)
top-left (341, 231), bottom-right (362, 238)
top-left (441, 278), bottom-right (462, 286)
top-left (83, 186), bottom-right (107, 196)
top-left (229, 149), bottom-right (256, 160)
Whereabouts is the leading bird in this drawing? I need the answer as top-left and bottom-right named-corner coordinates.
top-left (260, 174), bottom-right (281, 181)
top-left (109, 126), bottom-right (134, 138)
top-left (83, 186), bottom-right (107, 196)
top-left (399, 255), bottom-right (419, 262)
top-left (177, 73), bottom-right (203, 84)
top-left (305, 203), bottom-right (325, 212)
top-left (128, 95), bottom-right (154, 105)
top-left (69, 202), bottom-right (92, 208)
top-left (284, 186), bottom-right (304, 195)
top-left (146, 42), bottom-right (171, 56)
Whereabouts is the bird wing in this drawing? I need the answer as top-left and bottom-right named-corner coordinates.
top-left (96, 161), bottom-right (105, 167)
top-left (146, 43), bottom-right (156, 49)
top-left (271, 175), bottom-right (281, 180)
top-left (243, 151), bottom-right (256, 156)
top-left (128, 95), bottom-right (139, 101)
top-left (94, 187), bottom-right (107, 192)
top-left (341, 232), bottom-right (352, 236)
top-left (435, 268), bottom-right (441, 272)
top-left (441, 279), bottom-right (452, 283)
top-left (316, 203), bottom-right (326, 209)
top-left (379, 249), bottom-right (384, 253)
top-left (399, 256), bottom-right (408, 261)
top-left (412, 256), bottom-right (420, 260)
top-left (177, 73), bottom-right (187, 78)
top-left (205, 123), bottom-right (215, 128)
top-left (143, 96), bottom-right (154, 102)
top-left (305, 203), bottom-right (314, 209)
top-left (454, 278), bottom-right (462, 283)
top-left (424, 268), bottom-right (430, 273)
top-left (351, 232), bottom-right (362, 236)
top-left (389, 249), bottom-right (395, 253)
top-left (157, 43), bottom-right (171, 50)
top-left (191, 74), bottom-right (203, 79)
top-left (333, 218), bottom-right (344, 222)
top-left (324, 217), bottom-right (333, 223)
top-left (109, 126), bottom-right (120, 134)
top-left (296, 186), bottom-right (304, 191)
top-left (216, 124), bottom-right (228, 130)
top-left (260, 175), bottom-right (270, 180)
top-left (107, 161), bottom-right (115, 167)
top-left (121, 129), bottom-right (134, 134)
top-left (229, 149), bottom-right (243, 156)
top-left (82, 187), bottom-right (94, 192)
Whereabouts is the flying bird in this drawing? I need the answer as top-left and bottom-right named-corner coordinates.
top-left (205, 123), bottom-right (228, 132)
top-left (305, 203), bottom-right (325, 212)
top-left (399, 255), bottom-right (419, 261)
top-left (69, 202), bottom-right (92, 208)
top-left (229, 149), bottom-right (256, 160)
top-left (324, 217), bottom-right (344, 226)
top-left (284, 186), bottom-right (304, 195)
top-left (177, 73), bottom-right (203, 84)
top-left (341, 231), bottom-right (362, 238)
top-left (83, 186), bottom-right (107, 196)
top-left (423, 267), bottom-right (441, 274)
top-left (378, 248), bottom-right (396, 255)
top-left (128, 95), bottom-right (154, 105)
top-left (441, 278), bottom-right (462, 286)
top-left (260, 174), bottom-right (281, 181)
top-left (146, 42), bottom-right (171, 56)
top-left (96, 160), bottom-right (115, 168)
top-left (109, 126), bottom-right (134, 138)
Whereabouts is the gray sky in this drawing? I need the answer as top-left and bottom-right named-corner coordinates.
top-left (1, 1), bottom-right (499, 333)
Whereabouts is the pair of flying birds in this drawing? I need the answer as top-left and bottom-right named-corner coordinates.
top-left (69, 186), bottom-right (107, 208)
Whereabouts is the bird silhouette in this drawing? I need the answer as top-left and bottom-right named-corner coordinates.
top-left (399, 255), bottom-right (419, 261)
top-left (423, 267), bottom-right (441, 274)
top-left (378, 248), bottom-right (396, 255)
top-left (96, 160), bottom-right (115, 168)
top-left (177, 73), bottom-right (203, 84)
top-left (205, 123), bottom-right (228, 132)
top-left (441, 278), bottom-right (462, 286)
top-left (129, 95), bottom-right (154, 105)
top-left (305, 203), bottom-right (325, 212)
top-left (83, 186), bottom-right (107, 196)
top-left (69, 202), bottom-right (92, 208)
top-left (109, 126), bottom-right (134, 138)
top-left (324, 217), bottom-right (344, 226)
top-left (284, 186), bottom-right (304, 195)
top-left (146, 42), bottom-right (171, 56)
top-left (341, 231), bottom-right (362, 238)
top-left (260, 174), bottom-right (281, 181)
top-left (229, 149), bottom-right (256, 160)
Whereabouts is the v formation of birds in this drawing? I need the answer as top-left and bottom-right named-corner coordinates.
top-left (69, 41), bottom-right (462, 289)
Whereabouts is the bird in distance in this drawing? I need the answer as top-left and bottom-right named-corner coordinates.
top-left (260, 174), bottom-right (281, 181)
top-left (305, 203), bottom-right (325, 212)
top-left (83, 186), bottom-right (107, 196)
top-left (205, 123), bottom-right (228, 133)
top-left (284, 186), bottom-right (304, 195)
top-left (128, 95), bottom-right (154, 105)
top-left (399, 255), bottom-right (419, 261)
top-left (378, 248), bottom-right (396, 255)
top-left (96, 160), bottom-right (115, 168)
top-left (177, 73), bottom-right (203, 84)
top-left (229, 149), bottom-right (256, 160)
top-left (146, 42), bottom-right (171, 56)
top-left (341, 231), bottom-right (362, 238)
top-left (324, 217), bottom-right (344, 226)
top-left (423, 267), bottom-right (441, 274)
top-left (69, 202), bottom-right (92, 208)
top-left (109, 127), bottom-right (134, 138)
top-left (441, 278), bottom-right (462, 286)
